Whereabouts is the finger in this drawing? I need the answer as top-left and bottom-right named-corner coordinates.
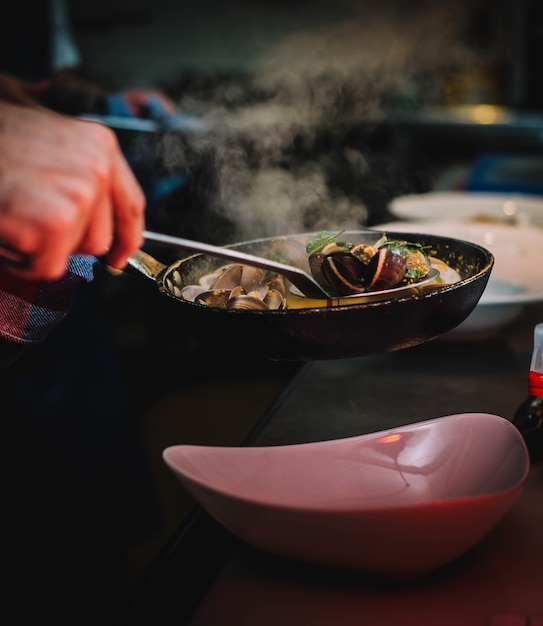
top-left (0, 218), bottom-right (41, 275)
top-left (107, 152), bottom-right (145, 269)
top-left (22, 226), bottom-right (75, 280)
top-left (0, 239), bottom-right (32, 269)
top-left (0, 192), bottom-right (82, 280)
top-left (1, 239), bottom-right (71, 281)
top-left (75, 180), bottom-right (114, 258)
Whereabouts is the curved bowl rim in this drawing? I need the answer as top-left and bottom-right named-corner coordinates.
top-left (163, 412), bottom-right (530, 514)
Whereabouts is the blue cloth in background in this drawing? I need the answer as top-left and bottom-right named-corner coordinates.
top-left (99, 91), bottom-right (198, 233)
top-left (467, 153), bottom-right (543, 196)
top-left (103, 91), bottom-right (207, 131)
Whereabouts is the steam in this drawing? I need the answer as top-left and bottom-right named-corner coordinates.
top-left (156, 0), bottom-right (507, 243)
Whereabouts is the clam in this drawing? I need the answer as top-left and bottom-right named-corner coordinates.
top-left (403, 248), bottom-right (432, 283)
top-left (179, 284), bottom-right (207, 302)
top-left (226, 294), bottom-right (269, 310)
top-left (240, 265), bottom-right (268, 295)
top-left (172, 262), bottom-right (286, 311)
top-left (264, 288), bottom-right (286, 310)
top-left (212, 264), bottom-right (244, 290)
top-left (195, 289), bottom-right (232, 308)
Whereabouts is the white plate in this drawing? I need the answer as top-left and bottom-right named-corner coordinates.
top-left (378, 220), bottom-right (543, 306)
top-left (390, 192), bottom-right (543, 227)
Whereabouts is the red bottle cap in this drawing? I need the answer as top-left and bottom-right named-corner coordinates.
top-left (529, 371), bottom-right (543, 396)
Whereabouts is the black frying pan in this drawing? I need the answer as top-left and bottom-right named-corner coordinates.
top-left (129, 230), bottom-right (494, 361)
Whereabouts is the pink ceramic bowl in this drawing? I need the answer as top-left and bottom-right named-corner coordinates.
top-left (163, 413), bottom-right (530, 576)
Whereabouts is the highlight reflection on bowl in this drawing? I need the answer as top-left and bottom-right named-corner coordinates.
top-left (163, 413), bottom-right (529, 576)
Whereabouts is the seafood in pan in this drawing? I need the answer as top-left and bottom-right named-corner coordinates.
top-left (166, 262), bottom-right (287, 311)
top-left (306, 231), bottom-right (432, 297)
top-left (169, 231), bottom-right (459, 311)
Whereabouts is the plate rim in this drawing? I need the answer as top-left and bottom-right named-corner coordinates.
top-left (390, 191), bottom-right (543, 223)
top-left (376, 219), bottom-right (543, 306)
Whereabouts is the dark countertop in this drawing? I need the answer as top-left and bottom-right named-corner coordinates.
top-left (118, 302), bottom-right (543, 626)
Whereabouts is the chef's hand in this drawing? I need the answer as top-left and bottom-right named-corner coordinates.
top-left (0, 100), bottom-right (145, 279)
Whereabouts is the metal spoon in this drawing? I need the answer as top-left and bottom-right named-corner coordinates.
top-left (142, 229), bottom-right (334, 300)
top-left (0, 229), bottom-right (329, 298)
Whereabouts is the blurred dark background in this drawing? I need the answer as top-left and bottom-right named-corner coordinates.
top-left (67, 0), bottom-right (543, 243)
top-left (17, 1), bottom-right (543, 623)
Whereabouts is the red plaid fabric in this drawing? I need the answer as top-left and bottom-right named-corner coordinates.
top-left (0, 255), bottom-right (97, 344)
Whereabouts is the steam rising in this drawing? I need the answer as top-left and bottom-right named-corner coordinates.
top-left (156, 0), bottom-right (507, 243)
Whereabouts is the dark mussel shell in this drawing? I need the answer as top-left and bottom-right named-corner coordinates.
top-left (365, 248), bottom-right (407, 291)
top-left (310, 244), bottom-right (409, 296)
top-left (309, 247), bottom-right (367, 296)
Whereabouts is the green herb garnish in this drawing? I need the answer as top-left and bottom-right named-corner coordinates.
top-left (306, 230), bottom-right (349, 256)
top-left (381, 239), bottom-right (431, 256)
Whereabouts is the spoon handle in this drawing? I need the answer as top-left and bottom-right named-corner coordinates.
top-left (143, 230), bottom-right (331, 299)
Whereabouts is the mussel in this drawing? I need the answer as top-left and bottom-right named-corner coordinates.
top-left (308, 243), bottom-right (368, 296)
top-left (365, 247), bottom-right (407, 291)
top-left (307, 232), bottom-right (431, 297)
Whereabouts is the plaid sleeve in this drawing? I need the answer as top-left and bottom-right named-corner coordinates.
top-left (0, 255), bottom-right (98, 344)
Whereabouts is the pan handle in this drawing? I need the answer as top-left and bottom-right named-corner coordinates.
top-left (126, 249), bottom-right (167, 281)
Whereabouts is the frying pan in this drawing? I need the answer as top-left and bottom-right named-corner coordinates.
top-left (129, 230), bottom-right (493, 361)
